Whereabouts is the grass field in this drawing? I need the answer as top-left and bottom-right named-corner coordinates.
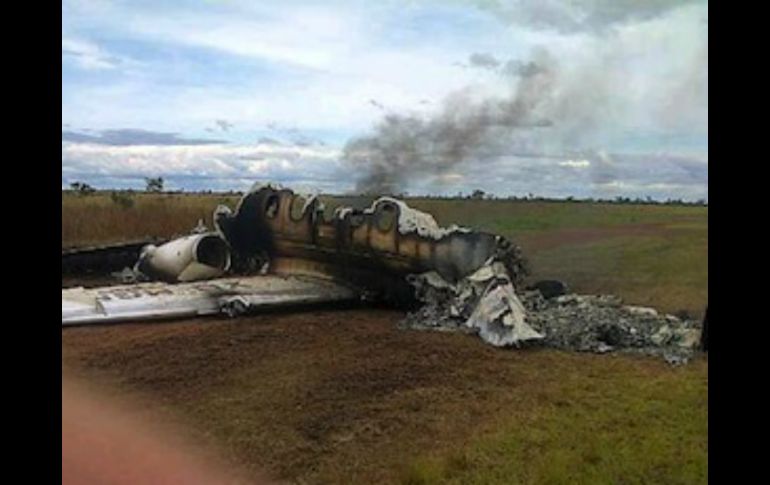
top-left (62, 191), bottom-right (707, 484)
top-left (62, 311), bottom-right (707, 485)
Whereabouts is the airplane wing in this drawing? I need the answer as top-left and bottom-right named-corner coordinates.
top-left (62, 275), bottom-right (358, 326)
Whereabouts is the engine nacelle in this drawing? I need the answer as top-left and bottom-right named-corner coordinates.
top-left (136, 233), bottom-right (231, 282)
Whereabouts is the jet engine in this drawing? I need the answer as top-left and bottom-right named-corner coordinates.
top-left (135, 233), bottom-right (231, 282)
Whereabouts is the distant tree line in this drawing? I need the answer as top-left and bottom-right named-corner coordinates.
top-left (64, 180), bottom-right (245, 197)
top-left (64, 181), bottom-right (706, 207)
top-left (346, 190), bottom-right (707, 207)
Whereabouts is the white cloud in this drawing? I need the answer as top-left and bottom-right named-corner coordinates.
top-left (436, 173), bottom-right (465, 183)
top-left (105, 3), bottom-right (369, 71)
top-left (61, 1), bottom-right (507, 134)
top-left (559, 159), bottom-right (591, 168)
top-left (62, 37), bottom-right (121, 70)
top-left (61, 140), bottom-right (345, 191)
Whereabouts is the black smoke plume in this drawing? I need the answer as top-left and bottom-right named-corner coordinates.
top-left (344, 49), bottom-right (561, 194)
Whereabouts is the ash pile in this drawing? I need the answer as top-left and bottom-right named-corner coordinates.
top-left (402, 250), bottom-right (703, 365)
top-left (519, 292), bottom-right (701, 365)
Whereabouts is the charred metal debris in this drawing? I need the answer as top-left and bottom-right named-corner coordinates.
top-left (62, 184), bottom-right (704, 364)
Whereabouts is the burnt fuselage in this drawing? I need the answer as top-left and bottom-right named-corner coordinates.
top-left (215, 187), bottom-right (526, 305)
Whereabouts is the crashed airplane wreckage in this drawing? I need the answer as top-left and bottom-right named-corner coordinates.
top-left (62, 185), bottom-right (533, 344)
top-left (62, 184), bottom-right (703, 363)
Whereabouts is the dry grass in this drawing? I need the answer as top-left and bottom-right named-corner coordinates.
top-left (61, 192), bottom-right (239, 247)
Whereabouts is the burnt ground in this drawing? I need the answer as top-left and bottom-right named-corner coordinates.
top-left (62, 308), bottom-right (707, 484)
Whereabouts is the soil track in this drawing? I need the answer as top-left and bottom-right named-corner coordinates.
top-left (62, 308), bottom-right (699, 484)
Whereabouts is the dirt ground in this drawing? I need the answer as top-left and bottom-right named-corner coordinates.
top-left (62, 307), bottom-right (706, 484)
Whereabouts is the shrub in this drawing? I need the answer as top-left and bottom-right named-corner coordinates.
top-left (110, 191), bottom-right (135, 209)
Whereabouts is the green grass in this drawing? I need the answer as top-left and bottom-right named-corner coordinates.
top-left (401, 357), bottom-right (708, 485)
top-left (386, 198), bottom-right (705, 232)
top-left (529, 233), bottom-right (707, 316)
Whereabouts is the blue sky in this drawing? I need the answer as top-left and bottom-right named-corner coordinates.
top-left (62, 0), bottom-right (707, 200)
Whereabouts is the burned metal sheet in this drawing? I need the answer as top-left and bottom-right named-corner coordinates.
top-left (214, 185), bottom-right (527, 300)
top-left (62, 275), bottom-right (357, 326)
top-left (405, 262), bottom-right (542, 347)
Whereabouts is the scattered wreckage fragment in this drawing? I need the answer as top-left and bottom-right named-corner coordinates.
top-left (404, 262), bottom-right (541, 347)
top-left (516, 292), bottom-right (703, 365)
